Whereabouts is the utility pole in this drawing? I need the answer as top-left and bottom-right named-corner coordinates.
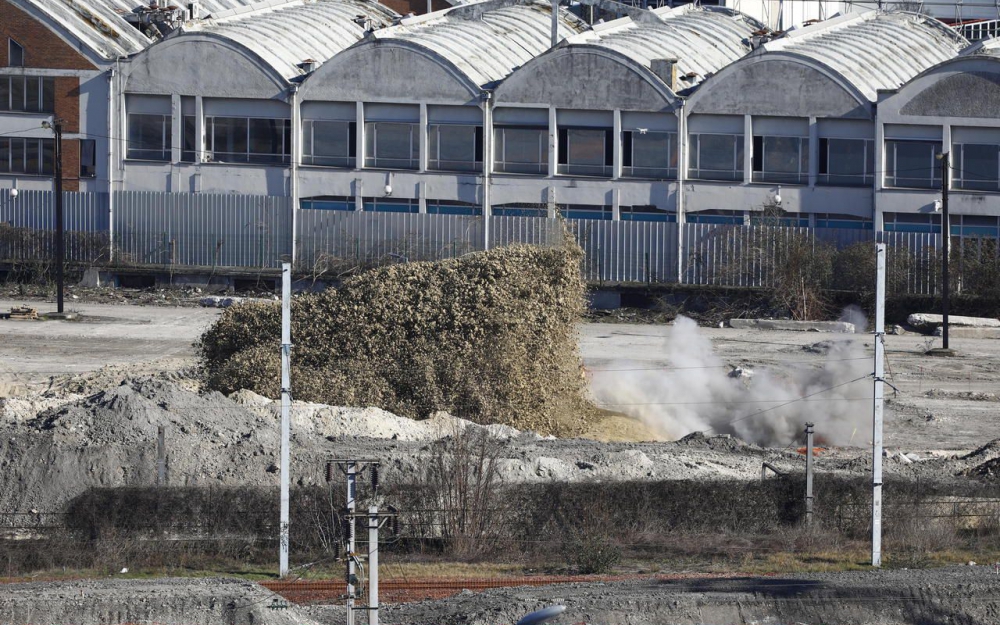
top-left (805, 422), bottom-right (814, 527)
top-left (327, 459), bottom-right (395, 625)
top-left (938, 151), bottom-right (951, 350)
top-left (872, 242), bottom-right (886, 567)
top-left (279, 262), bottom-right (292, 577)
top-left (42, 120), bottom-right (65, 314)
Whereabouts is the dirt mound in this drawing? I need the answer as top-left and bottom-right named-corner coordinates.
top-left (925, 389), bottom-right (1000, 402)
top-left (966, 457), bottom-right (1000, 480)
top-left (962, 438), bottom-right (1000, 461)
top-left (200, 243), bottom-right (594, 435)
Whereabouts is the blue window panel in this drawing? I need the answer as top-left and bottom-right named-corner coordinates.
top-left (886, 223), bottom-right (937, 234)
top-left (492, 207), bottom-right (548, 218)
top-left (961, 226), bottom-right (999, 237)
top-left (364, 201), bottom-right (418, 213)
top-left (818, 220), bottom-right (873, 230)
top-left (428, 204), bottom-right (480, 216)
top-left (301, 199), bottom-right (352, 211)
top-left (688, 214), bottom-right (743, 225)
top-left (621, 212), bottom-right (675, 222)
top-left (562, 209), bottom-right (611, 221)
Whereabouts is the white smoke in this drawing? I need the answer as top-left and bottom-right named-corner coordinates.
top-left (588, 316), bottom-right (871, 447)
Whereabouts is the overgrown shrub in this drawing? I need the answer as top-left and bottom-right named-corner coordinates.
top-left (200, 243), bottom-right (595, 435)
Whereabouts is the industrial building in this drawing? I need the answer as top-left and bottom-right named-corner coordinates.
top-left (2, 0), bottom-right (1000, 271)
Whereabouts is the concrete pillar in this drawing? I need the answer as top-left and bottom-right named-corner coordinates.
top-left (289, 85), bottom-right (300, 262)
top-left (356, 102), bottom-right (365, 170)
top-left (418, 181), bottom-right (427, 213)
top-left (873, 113), bottom-right (885, 235)
top-left (548, 106), bottom-right (558, 178)
top-left (419, 102), bottom-right (428, 172)
top-left (744, 114), bottom-right (753, 184)
top-left (195, 96), bottom-right (205, 164)
top-left (676, 102), bottom-right (687, 283)
top-left (170, 94), bottom-right (181, 172)
top-left (612, 108), bottom-right (622, 180)
top-left (808, 116), bottom-right (818, 189)
top-left (611, 187), bottom-right (620, 221)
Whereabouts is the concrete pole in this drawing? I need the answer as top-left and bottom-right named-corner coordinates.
top-left (156, 426), bottom-right (166, 486)
top-left (482, 92), bottom-right (492, 250)
top-left (279, 262), bottom-right (292, 577)
top-left (368, 505), bottom-right (379, 625)
top-left (939, 152), bottom-right (950, 350)
top-left (550, 0), bottom-right (558, 48)
top-left (805, 422), bottom-right (814, 526)
top-left (346, 462), bottom-right (358, 625)
top-left (872, 243), bottom-right (886, 567)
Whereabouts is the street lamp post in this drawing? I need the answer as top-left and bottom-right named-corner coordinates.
top-left (42, 120), bottom-right (65, 314)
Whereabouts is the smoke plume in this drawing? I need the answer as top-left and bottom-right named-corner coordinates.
top-left (588, 316), bottom-right (871, 447)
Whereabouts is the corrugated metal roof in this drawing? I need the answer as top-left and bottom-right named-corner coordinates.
top-left (372, 0), bottom-right (589, 89)
top-left (565, 5), bottom-right (763, 90)
top-left (20, 0), bottom-right (316, 61)
top-left (761, 10), bottom-right (968, 100)
top-left (182, 0), bottom-right (398, 80)
top-left (19, 0), bottom-right (151, 58)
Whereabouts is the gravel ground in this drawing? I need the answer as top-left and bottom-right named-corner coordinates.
top-left (2, 567), bottom-right (999, 625)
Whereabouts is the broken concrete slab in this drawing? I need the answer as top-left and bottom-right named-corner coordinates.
top-left (933, 327), bottom-right (1000, 340)
top-left (908, 313), bottom-right (1000, 329)
top-left (729, 319), bottom-right (855, 333)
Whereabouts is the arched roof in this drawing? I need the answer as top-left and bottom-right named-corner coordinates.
top-left (367, 0), bottom-right (588, 89)
top-left (567, 5), bottom-right (763, 92)
top-left (757, 10), bottom-right (968, 101)
top-left (177, 0), bottom-right (398, 81)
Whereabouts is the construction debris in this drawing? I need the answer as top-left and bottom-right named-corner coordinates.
top-left (2, 306), bottom-right (38, 321)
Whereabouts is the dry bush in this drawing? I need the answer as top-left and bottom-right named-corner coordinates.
top-left (831, 241), bottom-right (914, 299)
top-left (200, 242), bottom-right (594, 435)
top-left (410, 428), bottom-right (516, 559)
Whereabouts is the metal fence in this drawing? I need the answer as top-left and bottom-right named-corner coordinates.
top-left (115, 192), bottom-right (292, 270)
top-left (1, 190), bottom-right (990, 296)
top-left (0, 190), bottom-right (109, 264)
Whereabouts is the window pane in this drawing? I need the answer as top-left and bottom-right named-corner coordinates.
top-left (625, 132), bottom-right (675, 179)
top-left (25, 139), bottom-right (39, 174)
top-left (9, 138), bottom-right (24, 172)
top-left (693, 134), bottom-right (742, 180)
top-left (79, 139), bottom-right (94, 177)
top-left (41, 78), bottom-right (54, 113)
top-left (10, 77), bottom-right (24, 111)
top-left (181, 115), bottom-right (196, 162)
top-left (366, 122), bottom-right (417, 169)
top-left (309, 120), bottom-right (352, 167)
top-left (25, 77), bottom-right (39, 111)
top-left (566, 129), bottom-right (604, 166)
top-left (887, 140), bottom-right (940, 189)
top-left (0, 139), bottom-right (9, 173)
top-left (127, 114), bottom-right (170, 161)
top-left (248, 118), bottom-right (285, 163)
top-left (0, 78), bottom-right (9, 111)
top-left (758, 136), bottom-right (805, 183)
top-left (42, 139), bottom-right (55, 175)
top-left (958, 144), bottom-right (999, 191)
top-left (496, 127), bottom-right (545, 173)
top-left (8, 40), bottom-right (24, 67)
top-left (211, 117), bottom-right (248, 162)
top-left (430, 124), bottom-right (478, 172)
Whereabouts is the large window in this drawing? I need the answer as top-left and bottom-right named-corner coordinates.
top-left (428, 124), bottom-right (482, 172)
top-left (494, 126), bottom-right (546, 175)
top-left (0, 76), bottom-right (54, 112)
top-left (80, 139), bottom-right (96, 178)
top-left (954, 143), bottom-right (1000, 192)
top-left (0, 137), bottom-right (54, 174)
top-left (127, 113), bottom-right (171, 161)
top-left (557, 204), bottom-right (612, 220)
top-left (364, 122), bottom-right (418, 170)
top-left (689, 133), bottom-right (744, 181)
top-left (623, 131), bottom-right (676, 179)
top-left (557, 128), bottom-right (612, 177)
top-left (620, 205), bottom-right (674, 222)
top-left (304, 120), bottom-right (356, 168)
top-left (8, 39), bottom-right (24, 67)
top-left (884, 140), bottom-right (941, 189)
top-left (206, 116), bottom-right (290, 164)
top-left (818, 138), bottom-right (874, 187)
top-left (752, 135), bottom-right (808, 184)
top-left (181, 115), bottom-right (196, 163)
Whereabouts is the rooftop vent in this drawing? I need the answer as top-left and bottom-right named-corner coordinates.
top-left (299, 59), bottom-right (320, 73)
top-left (650, 58), bottom-right (679, 92)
